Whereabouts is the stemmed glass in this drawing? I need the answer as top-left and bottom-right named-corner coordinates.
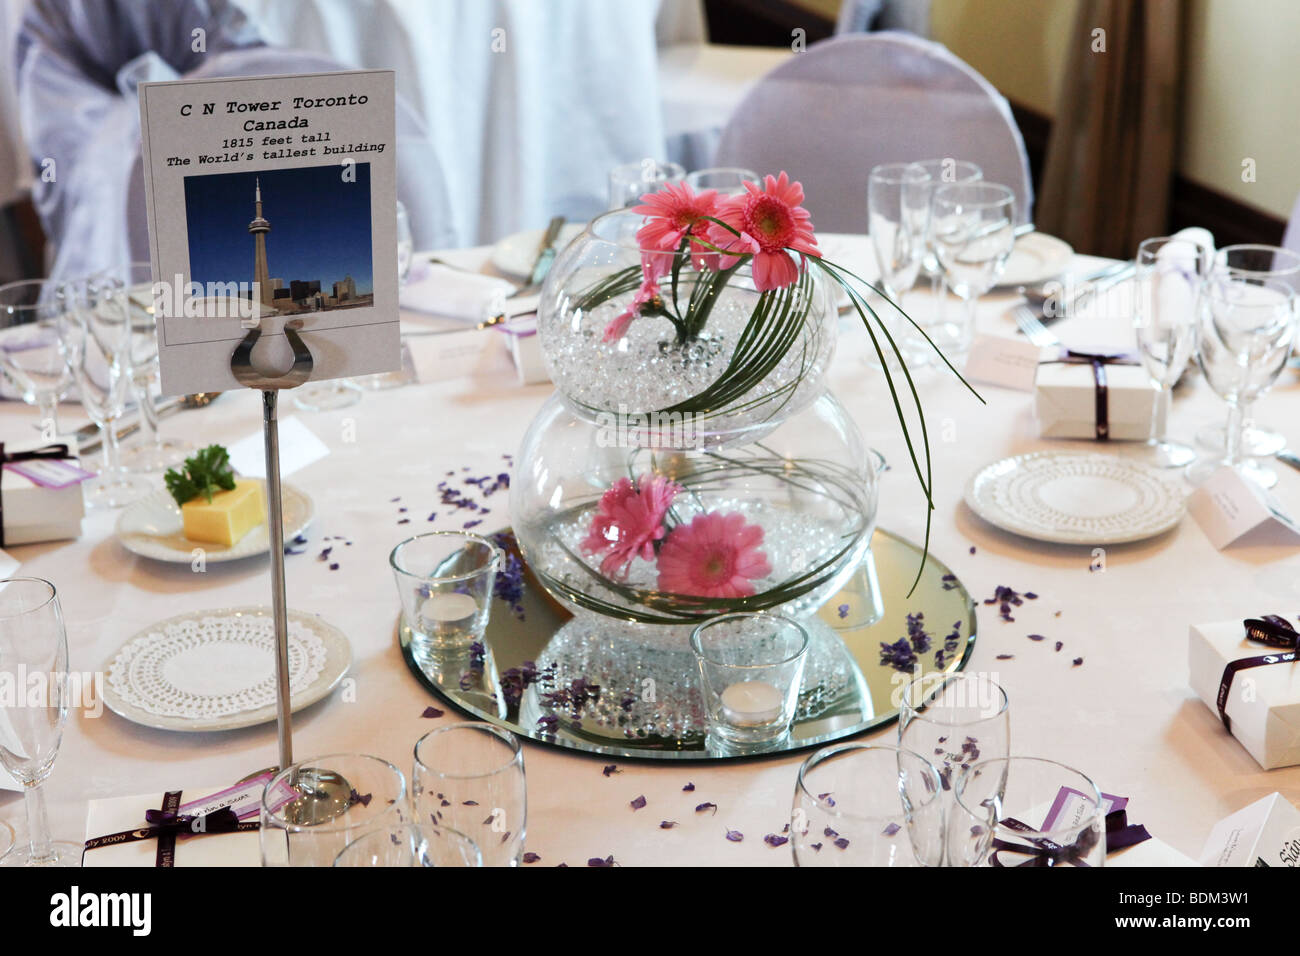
top-left (868, 162), bottom-right (931, 304)
top-left (98, 263), bottom-right (191, 471)
top-left (1189, 275), bottom-right (1296, 488)
top-left (913, 158), bottom-right (983, 299)
top-left (931, 182), bottom-right (1016, 358)
top-left (950, 757), bottom-right (1107, 867)
top-left (0, 280), bottom-right (77, 442)
top-left (684, 167), bottom-right (758, 196)
top-left (608, 160), bottom-right (685, 209)
top-left (1195, 244), bottom-right (1300, 459)
top-left (0, 577), bottom-right (81, 867)
top-left (791, 743), bottom-right (944, 867)
top-left (1132, 236), bottom-right (1210, 468)
top-left (62, 280), bottom-right (150, 508)
top-left (413, 723), bottom-right (527, 867)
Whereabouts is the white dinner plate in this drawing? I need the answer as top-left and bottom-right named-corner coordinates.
top-left (489, 223), bottom-right (585, 279)
top-left (995, 232), bottom-right (1074, 288)
top-left (964, 452), bottom-right (1186, 545)
top-left (102, 607), bottom-right (352, 732)
top-left (115, 479), bottom-right (314, 563)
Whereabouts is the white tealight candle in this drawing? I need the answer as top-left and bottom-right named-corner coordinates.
top-left (419, 592), bottom-right (479, 623)
top-left (719, 680), bottom-right (785, 726)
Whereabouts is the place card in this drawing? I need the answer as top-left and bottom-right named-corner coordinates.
top-left (228, 416), bottom-right (329, 478)
top-left (962, 334), bottom-right (1043, 391)
top-left (1199, 792), bottom-right (1300, 867)
top-left (137, 69), bottom-right (399, 395)
top-left (1188, 465), bottom-right (1300, 549)
top-left (407, 328), bottom-right (488, 384)
top-left (2, 457), bottom-right (95, 488)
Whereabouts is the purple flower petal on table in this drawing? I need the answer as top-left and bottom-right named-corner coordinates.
top-left (349, 789), bottom-right (372, 807)
top-left (602, 764), bottom-right (621, 777)
top-left (823, 827), bottom-right (838, 838)
top-left (397, 518), bottom-right (410, 525)
top-left (660, 821), bottom-right (678, 829)
top-left (763, 834), bottom-right (789, 847)
top-left (969, 546), bottom-right (976, 554)
top-left (390, 497), bottom-right (401, 502)
top-left (682, 782), bottom-right (695, 792)
top-left (837, 603), bottom-right (849, 619)
top-left (482, 814), bottom-right (496, 825)
top-left (421, 706), bottom-right (444, 718)
top-left (464, 519), bottom-right (482, 529)
top-left (500, 831), bottom-right (511, 844)
top-left (1055, 641), bottom-right (1063, 652)
top-left (522, 852), bottom-right (541, 864)
top-left (587, 855), bottom-right (616, 867)
top-left (328, 563), bottom-right (339, 571)
top-left (1028, 634), bottom-right (1045, 642)
top-left (630, 795), bottom-right (647, 811)
top-left (440, 799), bottom-right (451, 807)
top-left (996, 654), bottom-right (1014, 660)
top-left (725, 829), bottom-right (744, 843)
top-left (1072, 657), bottom-right (1084, 667)
top-left (833, 837), bottom-right (850, 850)
top-left (810, 842), bottom-right (823, 852)
top-left (319, 547), bottom-right (332, 561)
top-left (427, 512), bottom-right (437, 522)
top-left (1024, 592), bottom-right (1038, 599)
top-left (882, 822), bottom-right (901, 837)
top-left (695, 802), bottom-right (718, 815)
top-left (462, 800), bottom-right (478, 806)
top-left (817, 792), bottom-right (836, 807)
top-left (398, 506), bottom-right (408, 513)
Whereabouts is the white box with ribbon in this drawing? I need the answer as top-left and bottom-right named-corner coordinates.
top-left (0, 442), bottom-right (86, 547)
top-left (1033, 350), bottom-right (1166, 441)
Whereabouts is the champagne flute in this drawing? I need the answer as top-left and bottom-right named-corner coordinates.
top-left (357, 201), bottom-right (415, 390)
top-left (100, 263), bottom-right (191, 471)
top-left (913, 158), bottom-right (983, 297)
top-left (931, 182), bottom-right (1016, 358)
top-left (1132, 236), bottom-right (1210, 468)
top-left (0, 280), bottom-right (76, 442)
top-left (1189, 275), bottom-right (1296, 487)
top-left (1195, 244), bottom-right (1300, 458)
top-left (868, 162), bottom-right (931, 303)
top-left (62, 280), bottom-right (150, 508)
top-left (0, 577), bottom-right (81, 867)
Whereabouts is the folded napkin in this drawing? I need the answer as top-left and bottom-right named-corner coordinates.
top-left (400, 263), bottom-right (516, 323)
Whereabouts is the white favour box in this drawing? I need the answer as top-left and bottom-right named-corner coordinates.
top-left (1033, 360), bottom-right (1166, 440)
top-left (1189, 620), bottom-right (1300, 770)
top-left (1, 459), bottom-right (85, 546)
top-left (83, 783), bottom-right (272, 867)
top-left (495, 315), bottom-right (549, 386)
top-left (1109, 837), bottom-right (1200, 867)
top-left (1199, 792), bottom-right (1300, 867)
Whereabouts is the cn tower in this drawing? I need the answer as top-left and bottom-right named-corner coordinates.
top-left (248, 177), bottom-right (273, 306)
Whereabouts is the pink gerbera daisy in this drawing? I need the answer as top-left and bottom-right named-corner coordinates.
top-left (632, 181), bottom-right (720, 253)
top-left (581, 474), bottom-right (681, 579)
top-left (706, 171), bottom-right (821, 291)
top-left (602, 272), bottom-right (661, 343)
top-left (656, 511), bottom-right (772, 599)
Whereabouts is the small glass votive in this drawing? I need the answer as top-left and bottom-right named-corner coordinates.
top-left (608, 159), bottom-right (685, 209)
top-left (390, 532), bottom-right (502, 665)
top-left (690, 611), bottom-right (810, 749)
top-left (260, 753), bottom-right (408, 867)
top-left (684, 166), bottom-right (758, 196)
top-left (333, 823), bottom-right (482, 867)
top-left (950, 756), bottom-right (1107, 868)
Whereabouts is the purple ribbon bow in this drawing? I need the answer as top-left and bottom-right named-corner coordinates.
top-left (1043, 348), bottom-right (1140, 440)
top-left (990, 808), bottom-right (1150, 867)
top-left (1216, 615), bottom-right (1299, 734)
top-left (83, 790), bottom-right (257, 867)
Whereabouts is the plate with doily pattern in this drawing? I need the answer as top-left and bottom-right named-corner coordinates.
top-left (102, 607), bottom-right (351, 732)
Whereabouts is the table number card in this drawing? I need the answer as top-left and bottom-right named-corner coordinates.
top-left (137, 70), bottom-right (399, 395)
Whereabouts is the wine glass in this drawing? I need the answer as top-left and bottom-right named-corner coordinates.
top-left (868, 162), bottom-right (931, 303)
top-left (1189, 275), bottom-right (1296, 487)
top-left (413, 723), bottom-right (526, 867)
top-left (260, 753), bottom-right (409, 866)
top-left (332, 823), bottom-right (481, 867)
top-left (61, 280), bottom-right (150, 508)
top-left (97, 263), bottom-right (191, 471)
top-left (0, 280), bottom-right (77, 442)
top-left (0, 577), bottom-right (81, 867)
top-left (931, 182), bottom-right (1016, 357)
top-left (1195, 244), bottom-right (1300, 459)
top-left (791, 743), bottom-right (944, 867)
top-left (608, 160), bottom-right (685, 209)
top-left (1132, 236), bottom-right (1210, 468)
top-left (913, 158), bottom-right (983, 296)
top-left (684, 167), bottom-right (758, 197)
top-left (950, 757), bottom-right (1106, 868)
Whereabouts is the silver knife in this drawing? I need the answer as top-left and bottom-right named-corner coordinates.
top-left (1276, 449), bottom-right (1300, 473)
top-left (527, 216), bottom-right (566, 287)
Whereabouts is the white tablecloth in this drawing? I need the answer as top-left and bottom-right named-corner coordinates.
top-left (3, 234), bottom-right (1299, 866)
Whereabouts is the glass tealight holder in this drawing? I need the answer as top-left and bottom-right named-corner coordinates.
top-left (390, 532), bottom-right (503, 667)
top-left (689, 611), bottom-right (809, 750)
top-left (332, 823), bottom-right (482, 867)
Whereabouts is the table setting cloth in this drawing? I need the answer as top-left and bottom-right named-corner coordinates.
top-left (2, 228), bottom-right (1298, 865)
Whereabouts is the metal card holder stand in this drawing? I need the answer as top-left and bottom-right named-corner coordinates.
top-left (231, 319), bottom-right (351, 823)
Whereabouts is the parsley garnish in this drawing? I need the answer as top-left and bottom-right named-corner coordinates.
top-left (164, 444), bottom-right (237, 507)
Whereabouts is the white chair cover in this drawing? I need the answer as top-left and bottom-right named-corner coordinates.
top-left (835, 0), bottom-right (932, 37)
top-left (234, 0), bottom-right (671, 244)
top-left (713, 32), bottom-right (1033, 233)
top-left (16, 0), bottom-right (456, 285)
top-left (1282, 193), bottom-right (1300, 256)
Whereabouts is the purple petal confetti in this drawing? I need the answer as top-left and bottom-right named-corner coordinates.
top-left (725, 829), bottom-right (744, 843)
top-left (522, 852), bottom-right (541, 864)
top-left (817, 792), bottom-right (836, 807)
top-left (1072, 657), bottom-right (1084, 667)
top-left (837, 603), bottom-right (849, 619)
top-left (833, 837), bottom-right (850, 850)
top-left (587, 855), bottom-right (617, 867)
top-left (810, 842), bottom-right (823, 852)
top-left (660, 821), bottom-right (678, 829)
top-left (630, 795), bottom-right (646, 811)
top-left (882, 822), bottom-right (901, 837)
top-left (696, 802), bottom-right (718, 815)
top-left (602, 764), bottom-right (621, 777)
top-left (682, 782), bottom-right (695, 792)
top-left (421, 706), bottom-right (444, 718)
top-left (996, 654), bottom-right (1014, 660)
top-left (763, 833), bottom-right (789, 847)
top-left (1055, 641), bottom-right (1064, 652)
top-left (1028, 633), bottom-right (1046, 642)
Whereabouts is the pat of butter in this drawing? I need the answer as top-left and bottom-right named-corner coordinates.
top-left (181, 479), bottom-right (265, 546)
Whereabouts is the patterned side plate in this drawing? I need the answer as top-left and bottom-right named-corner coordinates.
top-left (964, 452), bottom-right (1187, 545)
top-left (102, 607), bottom-right (351, 732)
top-left (115, 480), bottom-right (314, 563)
